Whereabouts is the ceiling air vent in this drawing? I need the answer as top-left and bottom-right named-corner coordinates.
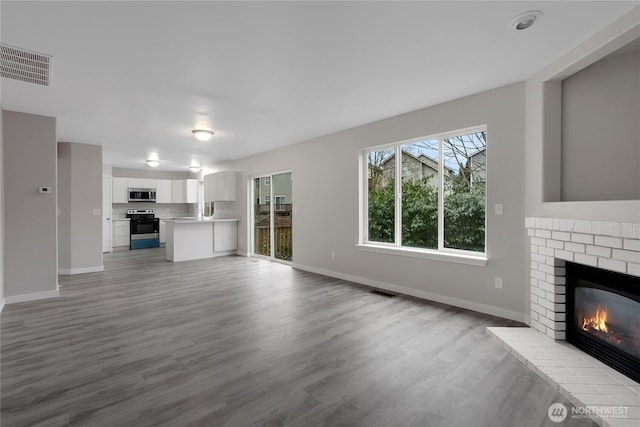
top-left (0, 44), bottom-right (52, 86)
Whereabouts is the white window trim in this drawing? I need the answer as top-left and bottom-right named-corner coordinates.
top-left (356, 243), bottom-right (487, 266)
top-left (359, 125), bottom-right (487, 264)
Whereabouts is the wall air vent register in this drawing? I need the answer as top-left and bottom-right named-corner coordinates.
top-left (0, 44), bottom-right (52, 86)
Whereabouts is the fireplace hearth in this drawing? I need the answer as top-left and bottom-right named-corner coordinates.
top-left (566, 262), bottom-right (640, 383)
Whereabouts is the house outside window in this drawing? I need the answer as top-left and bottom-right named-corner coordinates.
top-left (363, 126), bottom-right (487, 256)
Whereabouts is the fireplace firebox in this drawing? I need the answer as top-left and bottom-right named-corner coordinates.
top-left (566, 262), bottom-right (640, 383)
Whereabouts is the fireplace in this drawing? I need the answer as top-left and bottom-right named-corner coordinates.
top-left (566, 262), bottom-right (640, 383)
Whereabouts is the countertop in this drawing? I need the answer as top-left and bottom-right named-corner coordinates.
top-left (165, 218), bottom-right (239, 224)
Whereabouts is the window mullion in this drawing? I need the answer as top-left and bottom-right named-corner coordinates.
top-left (270, 175), bottom-right (275, 258)
top-left (395, 146), bottom-right (402, 247)
top-left (438, 137), bottom-right (444, 251)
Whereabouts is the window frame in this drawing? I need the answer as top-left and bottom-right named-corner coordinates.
top-left (360, 125), bottom-right (488, 265)
top-left (274, 195), bottom-right (286, 211)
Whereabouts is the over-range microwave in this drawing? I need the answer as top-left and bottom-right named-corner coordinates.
top-left (128, 188), bottom-right (156, 202)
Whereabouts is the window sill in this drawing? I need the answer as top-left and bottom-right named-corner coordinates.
top-left (355, 244), bottom-right (487, 266)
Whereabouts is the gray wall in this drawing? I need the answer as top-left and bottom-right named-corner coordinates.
top-left (3, 110), bottom-right (58, 298)
top-left (58, 142), bottom-right (103, 273)
top-left (224, 83), bottom-right (527, 320)
top-left (525, 7), bottom-right (640, 223)
top-left (561, 45), bottom-right (640, 201)
top-left (0, 90), bottom-right (4, 308)
top-left (57, 143), bottom-right (72, 271)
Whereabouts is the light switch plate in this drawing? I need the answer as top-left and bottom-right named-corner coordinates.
top-left (92, 208), bottom-right (101, 216)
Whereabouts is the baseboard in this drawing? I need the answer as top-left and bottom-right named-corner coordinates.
top-left (4, 289), bottom-right (60, 304)
top-left (0, 298), bottom-right (5, 313)
top-left (58, 265), bottom-right (104, 275)
top-left (292, 263), bottom-right (525, 323)
top-left (213, 250), bottom-right (237, 258)
top-left (235, 251), bottom-right (249, 257)
top-left (523, 313), bottom-right (531, 326)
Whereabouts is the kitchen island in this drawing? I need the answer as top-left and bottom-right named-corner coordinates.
top-left (165, 218), bottom-right (239, 262)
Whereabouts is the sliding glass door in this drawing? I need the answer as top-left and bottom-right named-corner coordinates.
top-left (252, 171), bottom-right (293, 261)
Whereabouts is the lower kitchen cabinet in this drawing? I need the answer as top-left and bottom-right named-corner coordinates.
top-left (159, 220), bottom-right (167, 244)
top-left (165, 219), bottom-right (239, 262)
top-left (214, 221), bottom-right (238, 253)
top-left (112, 219), bottom-right (130, 248)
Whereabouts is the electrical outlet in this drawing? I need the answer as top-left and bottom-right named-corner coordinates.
top-left (495, 277), bottom-right (503, 289)
top-left (92, 208), bottom-right (101, 216)
top-left (331, 251), bottom-right (336, 260)
top-left (495, 203), bottom-right (504, 215)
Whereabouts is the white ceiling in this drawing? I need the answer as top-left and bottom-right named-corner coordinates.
top-left (1, 1), bottom-right (637, 172)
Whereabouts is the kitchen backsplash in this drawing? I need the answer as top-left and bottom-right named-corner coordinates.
top-left (112, 203), bottom-right (196, 219)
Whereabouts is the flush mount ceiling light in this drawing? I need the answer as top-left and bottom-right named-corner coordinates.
top-left (146, 159), bottom-right (160, 167)
top-left (192, 129), bottom-right (214, 141)
top-left (511, 10), bottom-right (543, 31)
top-left (189, 165), bottom-right (201, 172)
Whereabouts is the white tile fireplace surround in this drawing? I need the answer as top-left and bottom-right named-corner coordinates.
top-left (525, 217), bottom-right (640, 340)
top-left (490, 218), bottom-right (640, 427)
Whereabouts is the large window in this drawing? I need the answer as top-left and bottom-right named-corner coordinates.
top-left (364, 126), bottom-right (486, 256)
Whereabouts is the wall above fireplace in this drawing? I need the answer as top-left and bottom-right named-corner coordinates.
top-left (525, 7), bottom-right (640, 224)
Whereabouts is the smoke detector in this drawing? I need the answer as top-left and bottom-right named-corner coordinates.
top-left (511, 10), bottom-right (543, 31)
top-left (0, 44), bottom-right (52, 86)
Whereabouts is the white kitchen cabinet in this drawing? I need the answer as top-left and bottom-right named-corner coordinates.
top-left (213, 221), bottom-right (238, 253)
top-left (159, 220), bottom-right (167, 243)
top-left (165, 219), bottom-right (238, 262)
top-left (156, 179), bottom-right (172, 203)
top-left (171, 179), bottom-right (197, 203)
top-left (112, 219), bottom-right (130, 247)
top-left (203, 174), bottom-right (214, 202)
top-left (171, 180), bottom-right (186, 203)
top-left (185, 179), bottom-right (198, 203)
top-left (204, 171), bottom-right (237, 202)
top-left (112, 177), bottom-right (129, 203)
top-left (128, 178), bottom-right (156, 189)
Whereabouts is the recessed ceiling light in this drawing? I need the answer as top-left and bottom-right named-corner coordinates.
top-left (192, 129), bottom-right (214, 141)
top-left (146, 159), bottom-right (160, 167)
top-left (511, 10), bottom-right (543, 31)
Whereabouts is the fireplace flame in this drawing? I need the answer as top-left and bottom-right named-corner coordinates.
top-left (581, 308), bottom-right (608, 333)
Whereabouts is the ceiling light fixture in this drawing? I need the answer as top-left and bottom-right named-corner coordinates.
top-left (511, 10), bottom-right (543, 31)
top-left (192, 129), bottom-right (214, 141)
top-left (146, 159), bottom-right (160, 167)
top-left (189, 165), bottom-right (201, 173)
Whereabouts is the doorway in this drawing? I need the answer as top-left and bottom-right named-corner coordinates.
top-left (252, 171), bottom-right (292, 262)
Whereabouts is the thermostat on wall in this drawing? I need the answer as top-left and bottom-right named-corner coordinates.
top-left (38, 186), bottom-right (52, 194)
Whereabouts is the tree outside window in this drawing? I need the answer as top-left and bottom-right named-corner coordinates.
top-left (365, 127), bottom-right (486, 253)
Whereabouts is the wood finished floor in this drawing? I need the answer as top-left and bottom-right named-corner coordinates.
top-left (1, 249), bottom-right (596, 427)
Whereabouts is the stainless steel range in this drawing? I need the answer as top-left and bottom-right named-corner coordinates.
top-left (126, 209), bottom-right (160, 249)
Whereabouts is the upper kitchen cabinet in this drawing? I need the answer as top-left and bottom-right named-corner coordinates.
top-left (112, 177), bottom-right (129, 203)
top-left (156, 179), bottom-right (172, 203)
top-left (172, 180), bottom-right (186, 203)
top-left (204, 171), bottom-right (237, 202)
top-left (128, 178), bottom-right (155, 189)
top-left (171, 179), bottom-right (198, 203)
top-left (185, 179), bottom-right (198, 203)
